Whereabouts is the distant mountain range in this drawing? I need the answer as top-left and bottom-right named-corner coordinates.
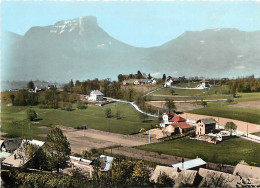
top-left (2, 16), bottom-right (260, 82)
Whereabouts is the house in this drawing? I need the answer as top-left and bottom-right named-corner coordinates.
top-left (0, 139), bottom-right (22, 153)
top-left (198, 168), bottom-right (241, 187)
top-left (148, 78), bottom-right (157, 85)
top-left (172, 158), bottom-right (206, 171)
top-left (164, 76), bottom-right (173, 87)
top-left (196, 118), bottom-right (217, 135)
top-left (88, 90), bottom-right (104, 101)
top-left (165, 122), bottom-right (192, 134)
top-left (160, 112), bottom-right (175, 128)
top-left (150, 165), bottom-right (200, 187)
top-left (2, 139), bottom-right (45, 167)
top-left (47, 85), bottom-right (56, 90)
top-left (122, 79), bottom-right (135, 86)
top-left (233, 163), bottom-right (260, 180)
top-left (199, 80), bottom-right (209, 88)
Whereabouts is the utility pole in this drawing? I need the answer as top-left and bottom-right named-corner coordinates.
top-left (247, 124), bottom-right (248, 137)
top-left (149, 130), bottom-right (151, 144)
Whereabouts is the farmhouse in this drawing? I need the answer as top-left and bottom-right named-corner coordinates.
top-left (196, 118), bottom-right (217, 135)
top-left (88, 90), bottom-right (104, 101)
top-left (165, 122), bottom-right (192, 134)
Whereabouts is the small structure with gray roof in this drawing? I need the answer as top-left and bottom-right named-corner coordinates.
top-left (196, 118), bottom-right (217, 135)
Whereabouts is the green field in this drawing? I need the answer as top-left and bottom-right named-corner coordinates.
top-left (153, 86), bottom-right (230, 97)
top-left (137, 137), bottom-right (260, 166)
top-left (235, 92), bottom-right (260, 102)
top-left (189, 102), bottom-right (260, 124)
top-left (1, 103), bottom-right (156, 139)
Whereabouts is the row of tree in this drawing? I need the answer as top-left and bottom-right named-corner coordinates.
top-left (227, 77), bottom-right (260, 93)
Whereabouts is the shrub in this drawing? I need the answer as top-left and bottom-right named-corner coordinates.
top-left (26, 109), bottom-right (37, 121)
top-left (77, 103), bottom-right (87, 110)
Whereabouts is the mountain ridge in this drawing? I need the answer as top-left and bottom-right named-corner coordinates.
top-left (2, 16), bottom-right (260, 81)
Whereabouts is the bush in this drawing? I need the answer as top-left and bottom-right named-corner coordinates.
top-left (62, 104), bottom-right (73, 111)
top-left (77, 103), bottom-right (87, 110)
top-left (26, 109), bottom-right (37, 121)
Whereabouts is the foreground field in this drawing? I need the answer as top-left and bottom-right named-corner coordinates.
top-left (189, 102), bottom-right (260, 124)
top-left (1, 102), bottom-right (156, 138)
top-left (137, 137), bottom-right (260, 166)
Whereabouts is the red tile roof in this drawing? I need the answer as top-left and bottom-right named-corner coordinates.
top-left (200, 80), bottom-right (209, 83)
top-left (169, 116), bottom-right (186, 122)
top-left (172, 122), bottom-right (191, 129)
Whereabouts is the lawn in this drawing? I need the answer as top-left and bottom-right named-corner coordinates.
top-left (189, 102), bottom-right (260, 124)
top-left (235, 92), bottom-right (260, 102)
top-left (1, 102), bottom-right (157, 139)
top-left (152, 86), bottom-right (231, 99)
top-left (137, 137), bottom-right (260, 166)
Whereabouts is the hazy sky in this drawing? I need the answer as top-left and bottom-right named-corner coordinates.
top-left (2, 1), bottom-right (260, 47)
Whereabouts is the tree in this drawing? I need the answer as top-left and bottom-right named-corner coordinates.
top-left (26, 109), bottom-right (37, 121)
top-left (165, 98), bottom-right (175, 112)
top-left (170, 90), bottom-right (175, 95)
top-left (130, 161), bottom-right (152, 187)
top-left (225, 122), bottom-right (237, 136)
top-left (105, 108), bottom-right (112, 118)
top-left (201, 101), bottom-right (207, 107)
top-left (148, 73), bottom-right (152, 79)
top-left (9, 94), bottom-right (15, 104)
top-left (27, 81), bottom-right (35, 90)
top-left (137, 70), bottom-right (143, 79)
top-left (118, 74), bottom-right (124, 82)
top-left (162, 74), bottom-right (166, 81)
top-left (45, 127), bottom-right (71, 173)
top-left (69, 79), bottom-right (74, 93)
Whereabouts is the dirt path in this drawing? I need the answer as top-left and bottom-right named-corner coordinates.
top-left (146, 101), bottom-right (202, 112)
top-left (59, 126), bottom-right (159, 154)
top-left (181, 113), bottom-right (260, 134)
top-left (229, 100), bottom-right (260, 109)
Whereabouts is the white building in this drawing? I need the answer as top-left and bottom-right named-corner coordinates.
top-left (164, 77), bottom-right (173, 87)
top-left (88, 90), bottom-right (104, 101)
top-left (199, 80), bottom-right (209, 88)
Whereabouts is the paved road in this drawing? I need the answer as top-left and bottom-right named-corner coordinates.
top-left (106, 97), bottom-right (159, 118)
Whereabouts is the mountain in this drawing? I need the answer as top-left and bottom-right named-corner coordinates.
top-left (2, 16), bottom-right (260, 82)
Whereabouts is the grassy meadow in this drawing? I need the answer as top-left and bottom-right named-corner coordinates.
top-left (137, 137), bottom-right (260, 166)
top-left (1, 102), bottom-right (157, 139)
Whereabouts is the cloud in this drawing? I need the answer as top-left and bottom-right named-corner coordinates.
top-left (235, 65), bottom-right (245, 69)
top-left (173, 71), bottom-right (178, 74)
top-left (151, 72), bottom-right (161, 76)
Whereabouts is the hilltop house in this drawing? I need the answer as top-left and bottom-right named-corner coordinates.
top-left (199, 80), bottom-right (209, 88)
top-left (196, 118), bottom-right (217, 135)
top-left (88, 90), bottom-right (104, 101)
top-left (123, 78), bottom-right (157, 86)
